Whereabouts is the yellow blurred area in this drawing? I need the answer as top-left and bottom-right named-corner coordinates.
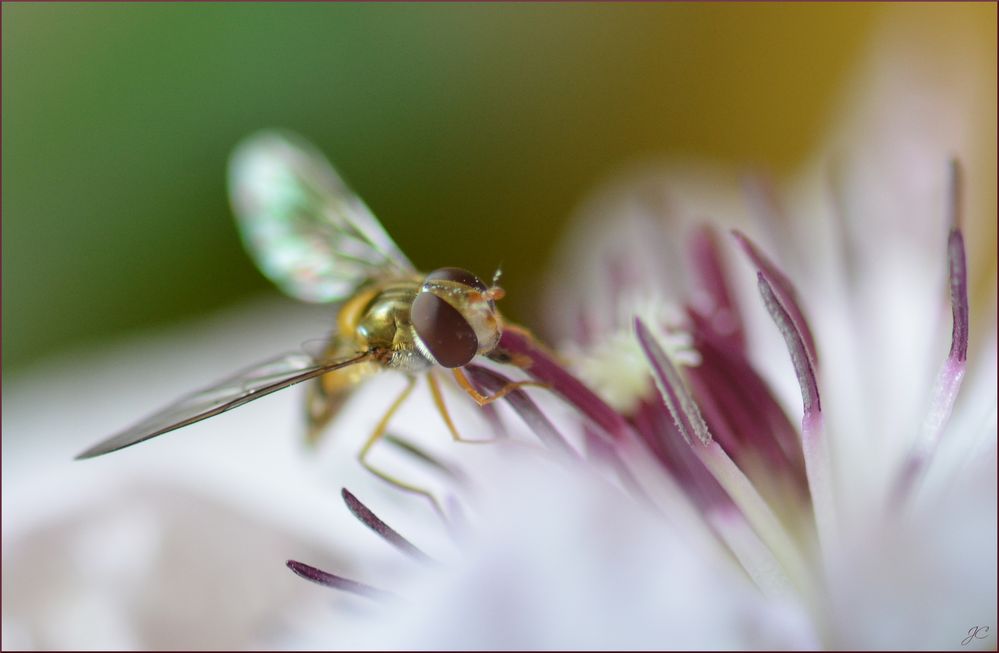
top-left (2, 3), bottom-right (995, 370)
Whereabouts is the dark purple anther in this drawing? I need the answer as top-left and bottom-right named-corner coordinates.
top-left (342, 488), bottom-right (432, 563)
top-left (891, 166), bottom-right (971, 509)
top-left (947, 229), bottom-right (969, 363)
top-left (757, 273), bottom-right (821, 416)
top-left (285, 560), bottom-right (393, 599)
top-left (732, 230), bottom-right (819, 370)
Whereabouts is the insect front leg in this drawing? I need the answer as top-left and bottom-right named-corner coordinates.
top-left (426, 371), bottom-right (497, 444)
top-left (451, 367), bottom-right (548, 407)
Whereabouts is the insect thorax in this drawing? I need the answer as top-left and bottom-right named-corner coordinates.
top-left (350, 278), bottom-right (434, 373)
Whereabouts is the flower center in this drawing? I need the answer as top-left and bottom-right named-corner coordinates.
top-left (564, 297), bottom-right (700, 415)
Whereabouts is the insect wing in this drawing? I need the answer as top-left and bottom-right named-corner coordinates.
top-left (228, 130), bottom-right (415, 303)
top-left (77, 351), bottom-right (371, 459)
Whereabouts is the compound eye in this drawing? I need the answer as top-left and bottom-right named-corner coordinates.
top-left (424, 267), bottom-right (488, 293)
top-left (411, 291), bottom-right (478, 368)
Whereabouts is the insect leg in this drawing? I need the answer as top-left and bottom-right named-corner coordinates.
top-left (305, 340), bottom-right (379, 447)
top-left (426, 372), bottom-right (496, 444)
top-left (305, 379), bottom-right (349, 446)
top-left (358, 375), bottom-right (444, 519)
top-left (452, 367), bottom-right (548, 407)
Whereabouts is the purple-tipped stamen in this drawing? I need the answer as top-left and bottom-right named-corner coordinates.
top-left (732, 230), bottom-right (819, 370)
top-left (634, 396), bottom-right (732, 510)
top-left (757, 274), bottom-right (820, 416)
top-left (635, 316), bottom-right (814, 595)
top-left (342, 488), bottom-right (433, 563)
top-left (947, 229), bottom-right (969, 364)
top-left (464, 364), bottom-right (578, 458)
top-left (635, 318), bottom-right (710, 445)
top-left (892, 186), bottom-right (970, 507)
top-left (688, 224), bottom-right (745, 354)
top-left (496, 326), bottom-right (634, 441)
top-left (758, 273), bottom-right (835, 552)
top-left (286, 560), bottom-right (393, 599)
top-left (685, 309), bottom-right (808, 493)
top-left (629, 393), bottom-right (796, 598)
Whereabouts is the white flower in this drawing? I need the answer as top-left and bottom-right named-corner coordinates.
top-left (284, 16), bottom-right (996, 650)
top-left (3, 13), bottom-right (995, 652)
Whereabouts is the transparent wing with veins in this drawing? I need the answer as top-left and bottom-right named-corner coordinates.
top-left (228, 130), bottom-right (416, 303)
top-left (76, 351), bottom-right (372, 459)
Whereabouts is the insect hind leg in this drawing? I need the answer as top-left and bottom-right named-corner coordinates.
top-left (358, 375), bottom-right (445, 520)
top-left (305, 379), bottom-right (348, 446)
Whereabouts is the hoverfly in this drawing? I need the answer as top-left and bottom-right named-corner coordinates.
top-left (77, 131), bottom-right (539, 497)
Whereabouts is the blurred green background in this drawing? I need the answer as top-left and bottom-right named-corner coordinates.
top-left (2, 3), bottom-right (993, 372)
